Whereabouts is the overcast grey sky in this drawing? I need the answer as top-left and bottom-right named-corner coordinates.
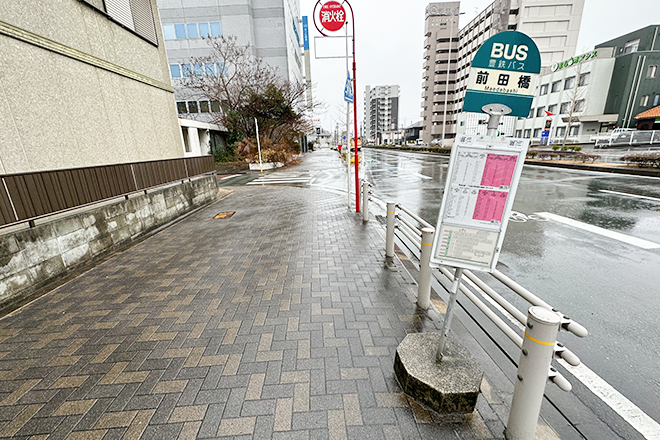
top-left (299, 0), bottom-right (657, 133)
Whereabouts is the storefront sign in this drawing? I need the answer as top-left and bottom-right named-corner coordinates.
top-left (551, 50), bottom-right (598, 72)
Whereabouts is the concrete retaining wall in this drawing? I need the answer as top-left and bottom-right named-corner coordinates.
top-left (0, 175), bottom-right (219, 313)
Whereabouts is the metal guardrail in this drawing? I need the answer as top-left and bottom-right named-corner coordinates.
top-left (363, 190), bottom-right (588, 440)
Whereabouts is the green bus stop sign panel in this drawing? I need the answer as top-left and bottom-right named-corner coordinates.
top-left (463, 31), bottom-right (541, 118)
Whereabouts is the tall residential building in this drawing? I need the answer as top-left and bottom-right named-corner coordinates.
top-left (0, 0), bottom-right (183, 174)
top-left (157, 0), bottom-right (304, 122)
top-left (421, 0), bottom-right (584, 144)
top-left (364, 85), bottom-right (400, 145)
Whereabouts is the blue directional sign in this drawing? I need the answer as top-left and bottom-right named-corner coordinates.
top-left (463, 31), bottom-right (541, 118)
top-left (302, 16), bottom-right (310, 50)
top-left (344, 73), bottom-right (353, 103)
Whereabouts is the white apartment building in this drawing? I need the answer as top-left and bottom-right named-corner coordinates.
top-left (421, 0), bottom-right (585, 144)
top-left (514, 47), bottom-right (617, 143)
top-left (364, 85), bottom-right (400, 145)
top-left (157, 0), bottom-right (304, 123)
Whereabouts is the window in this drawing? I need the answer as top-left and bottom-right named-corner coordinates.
top-left (540, 84), bottom-right (548, 95)
top-left (187, 101), bottom-right (199, 113)
top-left (183, 129), bottom-right (191, 152)
top-left (536, 107), bottom-right (546, 117)
top-left (163, 24), bottom-right (175, 40)
top-left (548, 104), bottom-right (557, 114)
top-left (641, 95), bottom-right (650, 106)
top-left (647, 65), bottom-right (658, 79)
top-left (187, 23), bottom-right (198, 39)
top-left (523, 129), bottom-right (531, 138)
top-left (623, 39), bottom-right (639, 54)
top-left (578, 72), bottom-right (590, 87)
top-left (211, 101), bottom-right (221, 112)
top-left (574, 100), bottom-right (585, 112)
top-left (556, 126), bottom-right (566, 137)
top-left (79, 0), bottom-right (158, 45)
top-left (169, 64), bottom-right (181, 78)
top-left (564, 77), bottom-right (575, 90)
top-left (204, 63), bottom-right (215, 76)
top-left (175, 23), bottom-right (186, 39)
top-left (199, 23), bottom-right (210, 37)
top-left (655, 95), bottom-right (660, 106)
top-left (200, 101), bottom-right (210, 113)
top-left (515, 130), bottom-right (522, 138)
top-left (528, 108), bottom-right (534, 118)
top-left (210, 22), bottom-right (222, 37)
top-left (176, 102), bottom-right (188, 113)
top-left (533, 128), bottom-right (542, 137)
top-left (560, 102), bottom-right (570, 114)
top-left (217, 62), bottom-right (225, 76)
top-left (193, 63), bottom-right (204, 76)
top-left (551, 81), bottom-right (561, 93)
top-left (181, 64), bottom-right (192, 77)
top-left (570, 125), bottom-right (579, 136)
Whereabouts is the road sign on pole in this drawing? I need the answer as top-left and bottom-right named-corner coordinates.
top-left (344, 73), bottom-right (353, 103)
top-left (463, 31), bottom-right (541, 118)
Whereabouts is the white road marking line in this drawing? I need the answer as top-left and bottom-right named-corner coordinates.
top-left (219, 174), bottom-right (240, 180)
top-left (536, 212), bottom-right (660, 249)
top-left (599, 189), bottom-right (660, 202)
top-left (411, 173), bottom-right (432, 180)
top-left (559, 362), bottom-right (660, 440)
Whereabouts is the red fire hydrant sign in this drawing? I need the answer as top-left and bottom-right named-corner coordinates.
top-left (319, 1), bottom-right (346, 32)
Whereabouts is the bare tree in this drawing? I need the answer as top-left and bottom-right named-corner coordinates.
top-left (182, 36), bottom-right (315, 144)
top-left (560, 63), bottom-right (587, 148)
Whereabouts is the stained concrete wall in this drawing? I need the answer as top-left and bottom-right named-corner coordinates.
top-left (0, 175), bottom-right (220, 313)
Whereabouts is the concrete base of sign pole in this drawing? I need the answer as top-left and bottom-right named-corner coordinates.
top-left (394, 332), bottom-right (483, 414)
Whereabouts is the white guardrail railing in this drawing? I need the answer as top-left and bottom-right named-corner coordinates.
top-left (359, 179), bottom-right (588, 440)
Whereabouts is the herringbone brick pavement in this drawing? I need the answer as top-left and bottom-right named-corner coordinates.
top-left (0, 185), bottom-right (505, 439)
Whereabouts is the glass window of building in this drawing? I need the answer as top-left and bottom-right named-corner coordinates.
top-left (551, 81), bottom-right (561, 93)
top-left (623, 39), bottom-right (640, 54)
top-left (655, 95), bottom-right (660, 106)
top-left (564, 77), bottom-right (575, 90)
top-left (181, 64), bottom-right (192, 77)
top-left (523, 129), bottom-right (531, 138)
top-left (187, 23), bottom-right (198, 39)
top-left (647, 65), bottom-right (658, 78)
top-left (194, 63), bottom-right (204, 76)
top-left (560, 102), bottom-right (570, 114)
top-left (570, 125), bottom-right (579, 136)
top-left (574, 100), bottom-right (585, 112)
top-left (163, 24), bottom-right (175, 40)
top-left (536, 107), bottom-right (545, 117)
top-left (640, 95), bottom-right (650, 106)
top-left (556, 126), bottom-right (566, 137)
top-left (515, 130), bottom-right (522, 138)
top-left (540, 84), bottom-right (548, 95)
top-left (210, 22), bottom-right (222, 37)
top-left (169, 64), bottom-right (181, 78)
top-left (211, 101), bottom-right (221, 112)
top-left (200, 101), bottom-right (210, 113)
top-left (205, 63), bottom-right (216, 76)
top-left (578, 72), bottom-right (590, 87)
top-left (187, 101), bottom-right (199, 113)
top-left (199, 23), bottom-right (210, 37)
top-left (175, 23), bottom-right (186, 39)
top-left (176, 102), bottom-right (188, 113)
top-left (533, 128), bottom-right (541, 137)
top-left (548, 104), bottom-right (557, 114)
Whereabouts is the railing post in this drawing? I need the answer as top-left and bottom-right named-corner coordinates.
top-left (385, 202), bottom-right (395, 260)
top-left (506, 306), bottom-right (561, 440)
top-left (417, 228), bottom-right (434, 309)
top-left (362, 181), bottom-right (369, 222)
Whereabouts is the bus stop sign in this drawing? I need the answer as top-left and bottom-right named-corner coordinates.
top-left (463, 31), bottom-right (541, 117)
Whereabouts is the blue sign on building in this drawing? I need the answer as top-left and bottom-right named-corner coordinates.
top-left (463, 31), bottom-right (541, 118)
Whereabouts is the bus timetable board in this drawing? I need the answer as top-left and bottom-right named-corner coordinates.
top-left (430, 135), bottom-right (529, 272)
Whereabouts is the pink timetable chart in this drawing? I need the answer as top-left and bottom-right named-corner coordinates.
top-left (431, 136), bottom-right (530, 271)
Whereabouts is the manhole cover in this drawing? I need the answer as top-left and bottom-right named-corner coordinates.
top-left (214, 211), bottom-right (235, 219)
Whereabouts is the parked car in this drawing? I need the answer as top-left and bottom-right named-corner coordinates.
top-left (590, 128), bottom-right (635, 142)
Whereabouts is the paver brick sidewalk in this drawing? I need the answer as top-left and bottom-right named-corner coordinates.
top-left (0, 185), bottom-right (504, 439)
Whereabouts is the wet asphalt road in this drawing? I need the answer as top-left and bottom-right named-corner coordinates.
top-left (307, 147), bottom-right (660, 428)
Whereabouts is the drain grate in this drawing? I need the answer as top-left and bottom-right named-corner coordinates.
top-left (214, 211), bottom-right (235, 219)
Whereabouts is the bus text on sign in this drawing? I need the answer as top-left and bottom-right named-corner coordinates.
top-left (319, 1), bottom-right (346, 32)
